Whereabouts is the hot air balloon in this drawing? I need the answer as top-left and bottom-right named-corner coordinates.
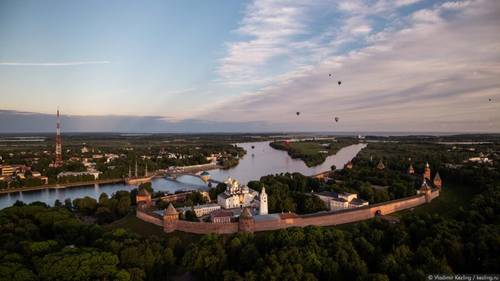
top-left (335, 117), bottom-right (339, 122)
top-left (338, 81), bottom-right (341, 86)
top-left (296, 112), bottom-right (300, 116)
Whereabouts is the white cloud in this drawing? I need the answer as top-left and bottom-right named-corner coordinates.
top-left (0, 61), bottom-right (111, 66)
top-left (441, 1), bottom-right (471, 10)
top-left (203, 0), bottom-right (500, 132)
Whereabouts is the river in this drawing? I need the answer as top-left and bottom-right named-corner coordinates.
top-left (0, 141), bottom-right (366, 209)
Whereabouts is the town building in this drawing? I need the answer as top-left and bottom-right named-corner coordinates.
top-left (0, 165), bottom-right (14, 177)
top-left (217, 177), bottom-right (258, 209)
top-left (57, 171), bottom-right (100, 180)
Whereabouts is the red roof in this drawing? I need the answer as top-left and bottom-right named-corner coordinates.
top-left (211, 209), bottom-right (233, 218)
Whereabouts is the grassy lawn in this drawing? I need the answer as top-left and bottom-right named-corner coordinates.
top-left (104, 212), bottom-right (202, 243)
top-left (104, 212), bottom-right (166, 236)
top-left (398, 182), bottom-right (475, 218)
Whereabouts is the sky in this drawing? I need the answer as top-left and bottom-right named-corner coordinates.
top-left (0, 0), bottom-right (499, 133)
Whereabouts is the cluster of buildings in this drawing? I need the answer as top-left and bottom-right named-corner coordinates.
top-left (314, 191), bottom-right (369, 211)
top-left (0, 164), bottom-right (48, 185)
top-left (140, 176), bottom-right (268, 224)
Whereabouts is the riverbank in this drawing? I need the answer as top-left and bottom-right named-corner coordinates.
top-left (269, 139), bottom-right (357, 167)
top-left (0, 178), bottom-right (125, 194)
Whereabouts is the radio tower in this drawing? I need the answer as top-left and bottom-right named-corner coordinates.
top-left (55, 108), bottom-right (63, 167)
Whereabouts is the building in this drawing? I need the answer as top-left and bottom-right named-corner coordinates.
top-left (200, 171), bottom-right (211, 182)
top-left (345, 161), bottom-right (353, 169)
top-left (0, 165), bottom-right (14, 177)
top-left (136, 188), bottom-right (152, 208)
top-left (407, 164), bottom-right (415, 174)
top-left (377, 160), bottom-right (385, 170)
top-left (192, 203), bottom-right (221, 217)
top-left (314, 191), bottom-right (369, 211)
top-left (210, 209), bottom-right (233, 223)
top-left (259, 187), bottom-right (268, 215)
top-left (217, 177), bottom-right (258, 209)
top-left (57, 171), bottom-right (100, 180)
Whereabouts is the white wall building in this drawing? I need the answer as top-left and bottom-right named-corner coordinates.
top-left (217, 177), bottom-right (258, 209)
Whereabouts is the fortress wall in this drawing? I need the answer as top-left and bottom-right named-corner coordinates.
top-left (370, 194), bottom-right (427, 215)
top-left (174, 220), bottom-right (239, 234)
top-left (254, 220), bottom-right (287, 232)
top-left (136, 210), bottom-right (163, 226)
top-left (136, 191), bottom-right (439, 234)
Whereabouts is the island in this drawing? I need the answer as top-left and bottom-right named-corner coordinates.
top-left (269, 137), bottom-right (357, 167)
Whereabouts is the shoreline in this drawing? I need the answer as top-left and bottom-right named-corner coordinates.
top-left (0, 178), bottom-right (126, 195)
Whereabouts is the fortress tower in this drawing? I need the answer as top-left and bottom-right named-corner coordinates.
top-left (408, 164), bottom-right (415, 175)
top-left (433, 171), bottom-right (442, 189)
top-left (259, 187), bottom-right (268, 215)
top-left (424, 162), bottom-right (431, 180)
top-left (238, 207), bottom-right (255, 233)
top-left (163, 203), bottom-right (178, 233)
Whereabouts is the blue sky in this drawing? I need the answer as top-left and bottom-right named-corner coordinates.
top-left (0, 0), bottom-right (499, 132)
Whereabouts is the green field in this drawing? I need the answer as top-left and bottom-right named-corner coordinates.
top-left (270, 139), bottom-right (356, 167)
top-left (399, 182), bottom-right (475, 218)
top-left (104, 212), bottom-right (202, 243)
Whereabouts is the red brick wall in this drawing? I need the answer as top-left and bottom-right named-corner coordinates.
top-left (136, 210), bottom-right (163, 226)
top-left (174, 220), bottom-right (239, 234)
top-left (136, 191), bottom-right (438, 234)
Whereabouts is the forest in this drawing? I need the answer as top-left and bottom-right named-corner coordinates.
top-left (1, 158), bottom-right (498, 281)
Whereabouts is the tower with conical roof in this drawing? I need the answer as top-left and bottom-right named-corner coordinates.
top-left (239, 207), bottom-right (255, 233)
top-left (408, 164), bottom-right (415, 175)
top-left (424, 162), bottom-right (431, 180)
top-left (377, 160), bottom-right (385, 170)
top-left (259, 187), bottom-right (268, 215)
top-left (163, 203), bottom-right (178, 233)
top-left (433, 171), bottom-right (442, 189)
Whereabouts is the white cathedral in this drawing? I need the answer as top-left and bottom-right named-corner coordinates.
top-left (217, 177), bottom-right (268, 215)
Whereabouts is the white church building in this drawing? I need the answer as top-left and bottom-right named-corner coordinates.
top-left (217, 177), bottom-right (259, 209)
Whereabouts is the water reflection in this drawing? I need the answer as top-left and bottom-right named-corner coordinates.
top-left (0, 141), bottom-right (365, 209)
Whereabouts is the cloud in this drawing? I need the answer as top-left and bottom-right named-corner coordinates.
top-left (202, 0), bottom-right (500, 132)
top-left (0, 61), bottom-right (111, 66)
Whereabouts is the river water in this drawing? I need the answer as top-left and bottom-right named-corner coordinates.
top-left (0, 141), bottom-right (366, 209)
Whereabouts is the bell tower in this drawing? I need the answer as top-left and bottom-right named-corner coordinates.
top-left (259, 187), bottom-right (268, 215)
